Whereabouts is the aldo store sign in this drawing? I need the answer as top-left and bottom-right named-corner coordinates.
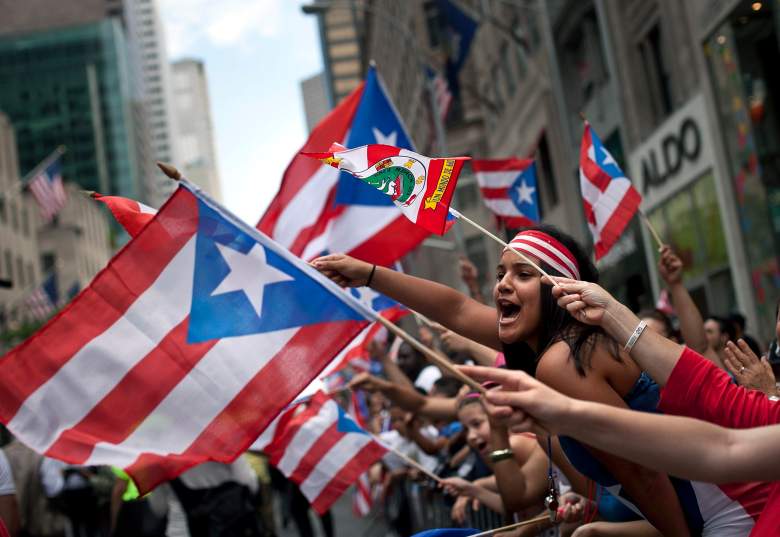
top-left (629, 95), bottom-right (715, 208)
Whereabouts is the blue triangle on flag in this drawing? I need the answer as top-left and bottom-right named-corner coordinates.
top-left (336, 406), bottom-right (367, 435)
top-left (334, 66), bottom-right (415, 207)
top-left (188, 198), bottom-right (364, 343)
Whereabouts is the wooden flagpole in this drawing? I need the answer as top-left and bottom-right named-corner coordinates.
top-left (370, 433), bottom-right (443, 483)
top-left (470, 514), bottom-right (552, 536)
top-left (448, 208), bottom-right (556, 285)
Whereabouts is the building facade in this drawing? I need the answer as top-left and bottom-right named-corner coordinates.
top-left (125, 0), bottom-right (179, 207)
top-left (0, 18), bottom-right (147, 202)
top-left (0, 112), bottom-right (41, 328)
top-left (171, 59), bottom-right (222, 201)
top-left (301, 72), bottom-right (331, 133)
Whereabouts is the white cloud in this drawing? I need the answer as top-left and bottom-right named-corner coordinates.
top-left (159, 0), bottom-right (283, 56)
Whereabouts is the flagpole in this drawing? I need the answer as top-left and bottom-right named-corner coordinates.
top-left (469, 514), bottom-right (551, 537)
top-left (372, 314), bottom-right (485, 393)
top-left (370, 433), bottom-right (443, 484)
top-left (448, 208), bottom-right (557, 285)
top-left (638, 209), bottom-right (664, 250)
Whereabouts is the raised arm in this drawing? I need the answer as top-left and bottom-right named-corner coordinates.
top-left (658, 246), bottom-right (720, 365)
top-left (313, 254), bottom-right (500, 348)
top-left (461, 365), bottom-right (780, 484)
top-left (348, 373), bottom-right (458, 420)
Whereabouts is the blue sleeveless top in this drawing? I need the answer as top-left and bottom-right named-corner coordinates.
top-left (559, 372), bottom-right (704, 533)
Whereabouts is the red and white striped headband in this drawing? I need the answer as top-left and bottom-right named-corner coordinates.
top-left (504, 230), bottom-right (580, 280)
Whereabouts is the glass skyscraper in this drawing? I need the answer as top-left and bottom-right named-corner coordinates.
top-left (0, 19), bottom-right (144, 200)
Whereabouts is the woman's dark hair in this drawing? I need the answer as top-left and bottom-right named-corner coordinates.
top-left (501, 224), bottom-right (617, 377)
top-left (638, 308), bottom-right (674, 339)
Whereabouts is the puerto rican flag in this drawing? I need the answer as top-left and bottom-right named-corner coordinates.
top-left (91, 193), bottom-right (156, 237)
top-left (472, 158), bottom-right (539, 229)
top-left (305, 144), bottom-right (467, 235)
top-left (579, 122), bottom-right (641, 260)
top-left (0, 181), bottom-right (374, 495)
top-left (257, 66), bottom-right (439, 265)
top-left (256, 392), bottom-right (387, 514)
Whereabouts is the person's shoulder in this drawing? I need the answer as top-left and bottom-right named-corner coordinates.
top-left (536, 341), bottom-right (576, 385)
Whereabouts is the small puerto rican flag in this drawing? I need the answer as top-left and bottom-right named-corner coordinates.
top-left (304, 144), bottom-right (469, 235)
top-left (579, 122), bottom-right (641, 260)
top-left (472, 158), bottom-right (539, 229)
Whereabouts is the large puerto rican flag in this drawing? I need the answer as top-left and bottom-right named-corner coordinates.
top-left (257, 66), bottom-right (435, 265)
top-left (0, 181), bottom-right (374, 494)
top-left (579, 122), bottom-right (641, 260)
top-left (472, 158), bottom-right (540, 229)
top-left (254, 392), bottom-right (387, 514)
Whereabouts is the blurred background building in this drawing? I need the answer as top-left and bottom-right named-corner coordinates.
top-left (0, 0), bottom-right (220, 337)
top-left (302, 0), bottom-right (780, 342)
top-left (171, 59), bottom-right (222, 201)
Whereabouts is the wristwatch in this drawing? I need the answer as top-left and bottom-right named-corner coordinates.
top-left (487, 448), bottom-right (514, 463)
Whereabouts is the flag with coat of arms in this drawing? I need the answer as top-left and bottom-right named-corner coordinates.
top-left (257, 66), bottom-right (441, 265)
top-left (0, 180), bottom-right (377, 495)
top-left (472, 158), bottom-right (539, 229)
top-left (305, 143), bottom-right (468, 235)
top-left (579, 122), bottom-right (642, 259)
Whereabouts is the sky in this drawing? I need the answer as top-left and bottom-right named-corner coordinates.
top-left (158, 0), bottom-right (324, 224)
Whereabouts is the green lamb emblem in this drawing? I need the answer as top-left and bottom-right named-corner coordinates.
top-left (366, 158), bottom-right (424, 206)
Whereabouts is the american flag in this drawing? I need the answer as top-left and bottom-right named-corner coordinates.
top-left (24, 274), bottom-right (59, 321)
top-left (430, 71), bottom-right (453, 124)
top-left (27, 157), bottom-right (67, 222)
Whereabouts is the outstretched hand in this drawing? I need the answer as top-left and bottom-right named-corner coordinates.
top-left (348, 372), bottom-right (391, 393)
top-left (724, 340), bottom-right (778, 396)
top-left (457, 365), bottom-right (575, 436)
top-left (545, 276), bottom-right (613, 326)
top-left (311, 253), bottom-right (374, 288)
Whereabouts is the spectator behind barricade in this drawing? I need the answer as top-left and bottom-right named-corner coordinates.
top-left (728, 312), bottom-right (763, 356)
top-left (397, 342), bottom-right (442, 394)
top-left (3, 439), bottom-right (67, 537)
top-left (0, 448), bottom-right (19, 537)
top-left (703, 316), bottom-right (735, 367)
top-left (418, 326), bottom-right (437, 352)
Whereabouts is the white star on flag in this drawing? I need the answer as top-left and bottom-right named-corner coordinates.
top-left (211, 243), bottom-right (293, 317)
top-left (515, 180), bottom-right (536, 205)
top-left (352, 286), bottom-right (379, 310)
top-left (372, 127), bottom-right (397, 146)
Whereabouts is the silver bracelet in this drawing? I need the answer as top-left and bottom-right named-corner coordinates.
top-left (623, 320), bottom-right (647, 353)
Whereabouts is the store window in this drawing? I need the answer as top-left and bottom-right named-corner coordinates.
top-left (648, 173), bottom-right (734, 316)
top-left (637, 22), bottom-right (673, 127)
top-left (704, 0), bottom-right (780, 330)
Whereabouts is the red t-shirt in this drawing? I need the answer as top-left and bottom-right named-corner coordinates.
top-left (658, 347), bottom-right (780, 536)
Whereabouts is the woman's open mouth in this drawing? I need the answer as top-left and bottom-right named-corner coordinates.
top-left (498, 300), bottom-right (521, 325)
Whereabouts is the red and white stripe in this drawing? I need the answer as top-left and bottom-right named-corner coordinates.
top-left (0, 187), bottom-right (368, 494)
top-left (260, 393), bottom-right (387, 514)
top-left (579, 123), bottom-right (641, 260)
top-left (431, 73), bottom-right (452, 123)
top-left (256, 84), bottom-right (434, 266)
top-left (29, 169), bottom-right (67, 222)
top-left (506, 230), bottom-right (580, 280)
top-left (353, 471), bottom-right (373, 516)
top-left (92, 193), bottom-right (156, 237)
